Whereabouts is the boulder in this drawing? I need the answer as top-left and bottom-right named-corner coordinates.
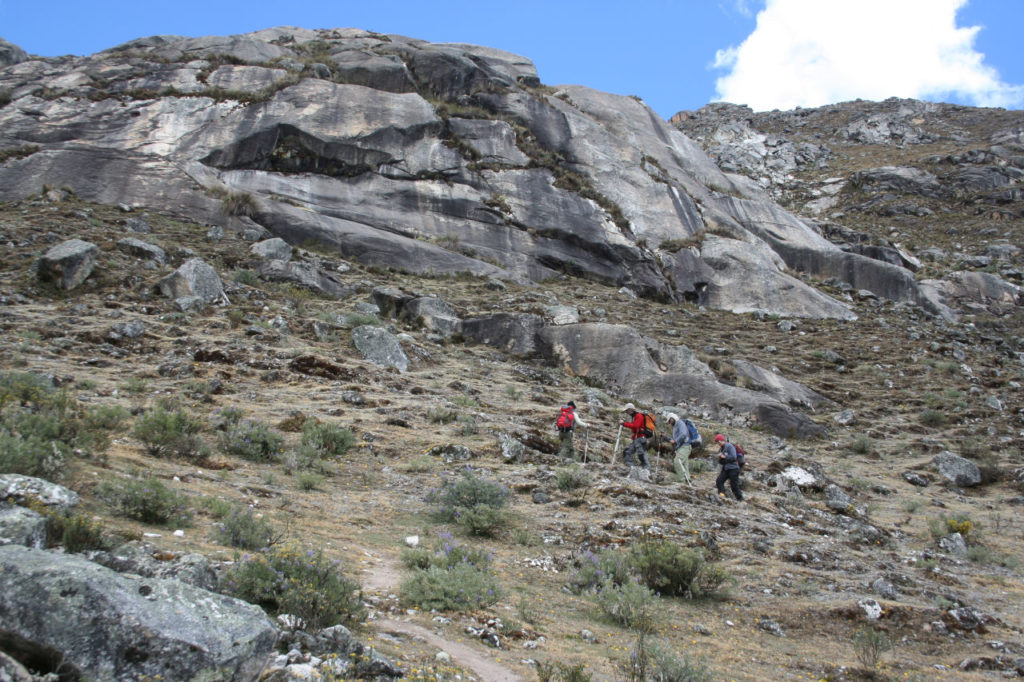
top-left (938, 532), bottom-right (969, 557)
top-left (157, 258), bottom-right (224, 303)
top-left (461, 313), bottom-right (544, 357)
top-left (0, 474), bottom-right (80, 510)
top-left (0, 38), bottom-right (28, 67)
top-left (116, 237), bottom-right (167, 265)
top-left (351, 325), bottom-right (409, 372)
top-left (0, 503), bottom-right (46, 549)
top-left (931, 451), bottom-right (982, 487)
top-left (36, 239), bottom-right (99, 290)
top-left (403, 297), bottom-right (462, 338)
top-left (254, 260), bottom-right (355, 299)
top-left (249, 237), bottom-right (292, 262)
top-left (0, 545), bottom-right (277, 682)
top-left (88, 541), bottom-right (220, 592)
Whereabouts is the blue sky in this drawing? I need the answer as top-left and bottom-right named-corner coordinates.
top-left (2, 0), bottom-right (1022, 119)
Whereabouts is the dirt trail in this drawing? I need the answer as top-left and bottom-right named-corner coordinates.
top-left (363, 557), bottom-right (524, 682)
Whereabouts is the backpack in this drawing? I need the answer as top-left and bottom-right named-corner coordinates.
top-left (639, 412), bottom-right (656, 439)
top-left (683, 418), bottom-right (700, 443)
top-left (734, 444), bottom-right (746, 468)
top-left (556, 406), bottom-right (575, 431)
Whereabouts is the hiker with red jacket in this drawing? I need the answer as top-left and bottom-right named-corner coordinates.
top-left (556, 401), bottom-right (588, 460)
top-left (713, 433), bottom-right (743, 501)
top-left (620, 403), bottom-right (650, 469)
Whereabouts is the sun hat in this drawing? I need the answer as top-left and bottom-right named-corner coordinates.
top-left (666, 413), bottom-right (679, 423)
top-left (621, 402), bottom-right (636, 412)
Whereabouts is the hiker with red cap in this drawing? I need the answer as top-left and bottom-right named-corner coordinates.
top-left (619, 403), bottom-right (651, 469)
top-left (555, 400), bottom-right (588, 460)
top-left (713, 433), bottom-right (743, 501)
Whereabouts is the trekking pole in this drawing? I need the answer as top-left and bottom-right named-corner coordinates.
top-left (582, 428), bottom-right (590, 464)
top-left (611, 424), bottom-right (623, 463)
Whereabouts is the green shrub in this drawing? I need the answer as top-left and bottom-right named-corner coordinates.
top-left (427, 407), bottom-right (458, 424)
top-left (427, 469), bottom-right (511, 537)
top-left (225, 544), bottom-right (365, 629)
top-left (0, 371), bottom-right (58, 409)
top-left (458, 415), bottom-right (478, 435)
top-left (0, 427), bottom-right (69, 480)
top-left (621, 633), bottom-right (712, 682)
top-left (556, 464), bottom-right (592, 491)
top-left (343, 312), bottom-right (382, 327)
top-left (283, 444), bottom-right (338, 476)
top-left (849, 434), bottom-right (875, 456)
top-left (401, 562), bottom-right (501, 612)
top-left (227, 308), bottom-right (248, 328)
top-left (919, 409), bottom-right (946, 427)
top-left (567, 548), bottom-right (632, 595)
top-left (297, 472), bottom-right (324, 490)
top-left (214, 507), bottom-right (279, 549)
top-left (200, 496), bottom-right (234, 519)
top-left (0, 375), bottom-right (87, 478)
top-left (966, 544), bottom-right (1019, 568)
top-left (594, 578), bottom-right (659, 632)
top-left (628, 536), bottom-right (726, 598)
top-left (84, 405), bottom-right (131, 432)
top-left (232, 269), bottom-right (259, 286)
top-left (219, 419), bottom-right (285, 462)
top-left (49, 512), bottom-right (109, 553)
top-left (852, 626), bottom-right (891, 670)
top-left (301, 420), bottom-right (355, 458)
top-left (99, 476), bottom-right (193, 526)
top-left (222, 191), bottom-right (257, 217)
top-left (132, 406), bottom-right (205, 459)
top-left (928, 512), bottom-right (976, 541)
top-left (689, 459), bottom-right (708, 475)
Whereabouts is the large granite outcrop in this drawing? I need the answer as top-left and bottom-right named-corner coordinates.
top-left (0, 27), bottom-right (933, 320)
top-left (0, 544), bottom-right (277, 681)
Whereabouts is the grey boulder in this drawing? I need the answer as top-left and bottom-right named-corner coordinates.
top-left (116, 237), bottom-right (167, 265)
top-left (0, 503), bottom-right (46, 549)
top-left (36, 239), bottom-right (99, 290)
top-left (250, 237), bottom-right (292, 262)
top-left (351, 325), bottom-right (409, 372)
top-left (0, 474), bottom-right (80, 510)
top-left (931, 451), bottom-right (982, 487)
top-left (0, 544), bottom-right (277, 682)
top-left (157, 257), bottom-right (224, 303)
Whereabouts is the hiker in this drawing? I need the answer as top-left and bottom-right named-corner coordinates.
top-left (667, 413), bottom-right (699, 485)
top-left (713, 433), bottom-right (743, 501)
top-left (556, 401), bottom-right (588, 460)
top-left (619, 403), bottom-right (650, 469)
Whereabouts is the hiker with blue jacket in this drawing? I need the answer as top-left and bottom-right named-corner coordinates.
top-left (713, 433), bottom-right (743, 501)
top-left (667, 414), bottom-right (700, 485)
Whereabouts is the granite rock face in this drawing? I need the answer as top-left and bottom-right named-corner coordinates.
top-left (0, 27), bottom-right (945, 320)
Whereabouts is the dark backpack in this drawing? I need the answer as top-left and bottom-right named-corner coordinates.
top-left (734, 444), bottom-right (746, 468)
top-left (639, 412), bottom-right (656, 439)
top-left (556, 406), bottom-right (575, 431)
top-left (683, 418), bottom-right (700, 443)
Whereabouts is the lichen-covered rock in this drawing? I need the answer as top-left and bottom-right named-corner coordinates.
top-left (0, 545), bottom-right (277, 682)
top-left (37, 239), bottom-right (99, 290)
top-left (351, 325), bottom-right (408, 372)
top-left (931, 451), bottom-right (982, 487)
top-left (0, 474), bottom-right (80, 510)
top-left (157, 257), bottom-right (224, 303)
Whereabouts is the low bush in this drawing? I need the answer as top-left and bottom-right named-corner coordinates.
top-left (83, 405), bottom-right (131, 432)
top-left (426, 468), bottom-right (511, 537)
top-left (928, 512), bottom-right (977, 541)
top-left (594, 578), bottom-right (659, 632)
top-left (219, 419), bottom-right (285, 462)
top-left (297, 472), bottom-right (324, 490)
top-left (225, 544), bottom-right (365, 629)
top-left (919, 409), bottom-right (946, 427)
top-left (852, 626), bottom-right (891, 670)
top-left (399, 534), bottom-right (500, 612)
top-left (47, 512), bottom-right (109, 553)
top-left (301, 420), bottom-right (355, 458)
top-left (621, 634), bottom-right (713, 682)
top-left (567, 548), bottom-right (632, 595)
top-left (99, 476), bottom-right (193, 526)
top-left (556, 464), bottom-right (592, 491)
top-left (849, 434), bottom-right (875, 456)
top-left (132, 406), bottom-right (206, 460)
top-left (214, 506), bottom-right (279, 549)
top-left (628, 535), bottom-right (728, 598)
top-left (427, 407), bottom-right (458, 424)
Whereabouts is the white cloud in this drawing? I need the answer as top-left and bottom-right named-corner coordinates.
top-left (713, 0), bottom-right (1024, 111)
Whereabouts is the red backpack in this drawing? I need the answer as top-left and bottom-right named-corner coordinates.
top-left (556, 406), bottom-right (575, 431)
top-left (734, 444), bottom-right (747, 468)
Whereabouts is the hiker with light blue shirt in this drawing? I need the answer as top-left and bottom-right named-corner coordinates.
top-left (667, 413), bottom-right (700, 485)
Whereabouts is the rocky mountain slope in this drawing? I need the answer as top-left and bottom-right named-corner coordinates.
top-left (0, 28), bottom-right (1022, 682)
